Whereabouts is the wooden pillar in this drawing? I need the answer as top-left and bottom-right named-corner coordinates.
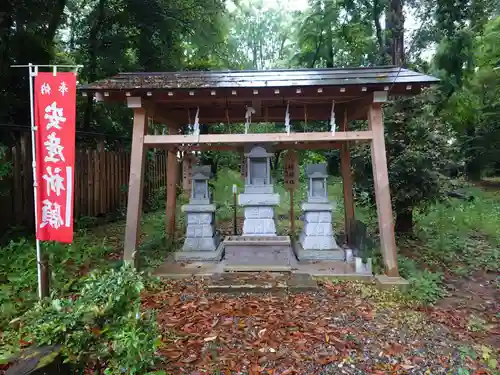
top-left (166, 124), bottom-right (179, 238)
top-left (124, 99), bottom-right (148, 265)
top-left (367, 97), bottom-right (399, 277)
top-left (339, 108), bottom-right (355, 243)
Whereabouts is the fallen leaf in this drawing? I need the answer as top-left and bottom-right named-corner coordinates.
top-left (258, 328), bottom-right (267, 338)
top-left (182, 354), bottom-right (198, 363)
top-left (315, 355), bottom-right (338, 365)
top-left (204, 335), bottom-right (218, 342)
top-left (401, 364), bottom-right (416, 370)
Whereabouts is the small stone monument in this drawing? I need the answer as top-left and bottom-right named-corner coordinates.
top-left (297, 163), bottom-right (344, 260)
top-left (175, 165), bottom-right (222, 261)
top-left (238, 145), bottom-right (280, 236)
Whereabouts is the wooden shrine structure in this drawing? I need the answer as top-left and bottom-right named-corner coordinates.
top-left (79, 66), bottom-right (439, 278)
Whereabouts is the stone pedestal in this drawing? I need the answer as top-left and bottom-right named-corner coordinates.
top-left (239, 193), bottom-right (280, 236)
top-left (297, 164), bottom-right (344, 261)
top-left (175, 204), bottom-right (222, 261)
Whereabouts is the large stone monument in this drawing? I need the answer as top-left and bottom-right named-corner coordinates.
top-left (175, 165), bottom-right (222, 261)
top-left (297, 164), bottom-right (344, 260)
top-left (238, 145), bottom-right (280, 236)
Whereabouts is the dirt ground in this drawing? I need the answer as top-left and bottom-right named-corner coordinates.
top-left (142, 276), bottom-right (499, 375)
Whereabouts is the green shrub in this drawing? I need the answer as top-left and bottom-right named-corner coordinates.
top-left (398, 255), bottom-right (445, 305)
top-left (12, 264), bottom-right (160, 374)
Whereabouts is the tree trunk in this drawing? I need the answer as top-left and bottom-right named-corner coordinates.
top-left (372, 0), bottom-right (386, 64)
top-left (325, 25), bottom-right (334, 68)
top-left (386, 0), bottom-right (405, 66)
top-left (395, 209), bottom-right (413, 234)
top-left (82, 0), bottom-right (106, 130)
top-left (464, 126), bottom-right (482, 181)
top-left (45, 0), bottom-right (67, 42)
top-left (465, 159), bottom-right (482, 181)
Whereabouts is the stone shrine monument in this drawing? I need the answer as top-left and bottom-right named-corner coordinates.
top-left (238, 145), bottom-right (280, 236)
top-left (175, 165), bottom-right (222, 261)
top-left (297, 163), bottom-right (344, 260)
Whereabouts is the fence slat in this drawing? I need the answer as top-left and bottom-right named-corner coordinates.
top-left (100, 149), bottom-right (106, 214)
top-left (87, 150), bottom-right (94, 217)
top-left (73, 150), bottom-right (81, 218)
top-left (12, 142), bottom-right (23, 221)
top-left (21, 134), bottom-right (33, 228)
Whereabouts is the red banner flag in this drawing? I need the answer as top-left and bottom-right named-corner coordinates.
top-left (34, 72), bottom-right (76, 243)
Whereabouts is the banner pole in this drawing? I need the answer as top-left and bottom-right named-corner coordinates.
top-left (27, 63), bottom-right (45, 299)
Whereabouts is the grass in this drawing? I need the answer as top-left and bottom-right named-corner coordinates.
top-left (1, 169), bottom-right (500, 372)
top-left (1, 169), bottom-right (499, 333)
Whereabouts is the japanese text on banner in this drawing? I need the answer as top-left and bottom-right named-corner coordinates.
top-left (34, 72), bottom-right (76, 243)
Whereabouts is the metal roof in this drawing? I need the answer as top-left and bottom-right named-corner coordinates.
top-left (79, 66), bottom-right (439, 91)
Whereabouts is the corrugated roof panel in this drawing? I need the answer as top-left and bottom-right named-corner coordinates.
top-left (79, 66), bottom-right (439, 91)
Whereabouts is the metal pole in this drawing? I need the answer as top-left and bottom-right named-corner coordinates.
top-left (232, 184), bottom-right (237, 235)
top-left (11, 64), bottom-right (84, 68)
top-left (13, 63), bottom-right (82, 299)
top-left (290, 189), bottom-right (295, 237)
top-left (27, 63), bottom-right (45, 299)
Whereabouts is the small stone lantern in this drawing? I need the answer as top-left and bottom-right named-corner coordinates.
top-left (191, 165), bottom-right (211, 204)
top-left (307, 164), bottom-right (328, 203)
top-left (238, 144), bottom-right (280, 236)
top-left (245, 145), bottom-right (272, 188)
top-left (175, 165), bottom-right (221, 261)
top-left (298, 163), bottom-right (343, 260)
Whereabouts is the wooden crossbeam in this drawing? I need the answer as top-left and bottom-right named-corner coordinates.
top-left (149, 142), bottom-right (342, 151)
top-left (143, 131), bottom-right (372, 146)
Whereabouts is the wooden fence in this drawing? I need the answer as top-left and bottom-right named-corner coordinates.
top-left (0, 134), bottom-right (168, 234)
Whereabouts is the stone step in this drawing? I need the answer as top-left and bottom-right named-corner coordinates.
top-left (207, 272), bottom-right (317, 294)
top-left (223, 265), bottom-right (292, 272)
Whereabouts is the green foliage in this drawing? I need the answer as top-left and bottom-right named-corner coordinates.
top-left (145, 187), bottom-right (166, 212)
top-left (398, 255), bottom-right (445, 305)
top-left (352, 93), bottom-right (455, 233)
top-left (227, 0), bottom-right (296, 69)
top-left (0, 237), bottom-right (114, 326)
top-left (414, 188), bottom-right (500, 273)
top-left (16, 264), bottom-right (160, 374)
top-left (293, 0), bottom-right (379, 67)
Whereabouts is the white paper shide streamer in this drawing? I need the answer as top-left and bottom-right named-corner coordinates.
top-left (244, 106), bottom-right (255, 134)
top-left (284, 102), bottom-right (291, 135)
top-left (192, 106), bottom-right (200, 136)
top-left (330, 100), bottom-right (336, 135)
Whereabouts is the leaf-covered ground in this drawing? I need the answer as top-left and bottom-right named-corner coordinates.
top-left (143, 278), bottom-right (499, 375)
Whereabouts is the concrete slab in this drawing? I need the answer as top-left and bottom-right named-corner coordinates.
top-left (224, 236), bottom-right (291, 246)
top-left (287, 273), bottom-right (318, 292)
top-left (206, 272), bottom-right (317, 294)
top-left (223, 265), bottom-right (292, 272)
top-left (154, 260), bottom-right (224, 278)
top-left (375, 274), bottom-right (410, 291)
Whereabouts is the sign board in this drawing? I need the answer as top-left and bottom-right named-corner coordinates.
top-left (34, 72), bottom-right (76, 243)
top-left (182, 153), bottom-right (197, 194)
top-left (284, 150), bottom-right (299, 191)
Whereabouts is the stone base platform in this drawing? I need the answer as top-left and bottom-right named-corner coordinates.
top-left (294, 240), bottom-right (345, 261)
top-left (375, 274), bottom-right (410, 291)
top-left (173, 241), bottom-right (224, 262)
top-left (222, 236), bottom-right (297, 271)
top-left (155, 257), bottom-right (370, 280)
